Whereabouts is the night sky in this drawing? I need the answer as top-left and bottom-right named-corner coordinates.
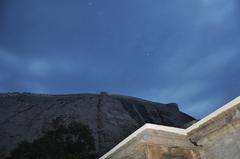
top-left (0, 0), bottom-right (240, 119)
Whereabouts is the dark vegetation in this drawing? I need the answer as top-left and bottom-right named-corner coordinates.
top-left (5, 118), bottom-right (97, 159)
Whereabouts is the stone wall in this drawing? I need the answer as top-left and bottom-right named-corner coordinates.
top-left (188, 103), bottom-right (240, 159)
top-left (100, 97), bottom-right (240, 159)
top-left (101, 125), bottom-right (201, 159)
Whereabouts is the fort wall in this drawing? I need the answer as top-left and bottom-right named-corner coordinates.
top-left (100, 97), bottom-right (240, 159)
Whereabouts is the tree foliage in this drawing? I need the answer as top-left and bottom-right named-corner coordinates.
top-left (6, 118), bottom-right (96, 159)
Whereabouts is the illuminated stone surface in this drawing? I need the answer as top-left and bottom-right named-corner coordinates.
top-left (101, 97), bottom-right (240, 159)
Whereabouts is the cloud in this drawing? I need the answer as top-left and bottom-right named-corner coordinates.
top-left (182, 97), bottom-right (225, 119)
top-left (183, 49), bottom-right (238, 80)
top-left (28, 59), bottom-right (52, 77)
top-left (0, 0), bottom-right (240, 118)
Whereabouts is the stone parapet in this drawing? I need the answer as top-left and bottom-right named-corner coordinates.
top-left (100, 96), bottom-right (240, 159)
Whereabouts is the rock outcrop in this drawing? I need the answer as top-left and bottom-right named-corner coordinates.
top-left (0, 92), bottom-right (195, 157)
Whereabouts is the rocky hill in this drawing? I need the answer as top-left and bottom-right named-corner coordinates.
top-left (0, 92), bottom-right (195, 158)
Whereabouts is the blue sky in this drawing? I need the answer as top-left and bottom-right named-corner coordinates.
top-left (0, 0), bottom-right (240, 119)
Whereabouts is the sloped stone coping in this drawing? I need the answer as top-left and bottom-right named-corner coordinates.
top-left (100, 96), bottom-right (240, 159)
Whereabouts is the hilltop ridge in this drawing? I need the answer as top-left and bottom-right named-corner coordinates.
top-left (0, 92), bottom-right (195, 157)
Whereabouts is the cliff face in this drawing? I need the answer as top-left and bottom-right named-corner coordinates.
top-left (0, 92), bottom-right (195, 157)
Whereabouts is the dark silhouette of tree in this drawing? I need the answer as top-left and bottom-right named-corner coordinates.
top-left (6, 117), bottom-right (96, 159)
